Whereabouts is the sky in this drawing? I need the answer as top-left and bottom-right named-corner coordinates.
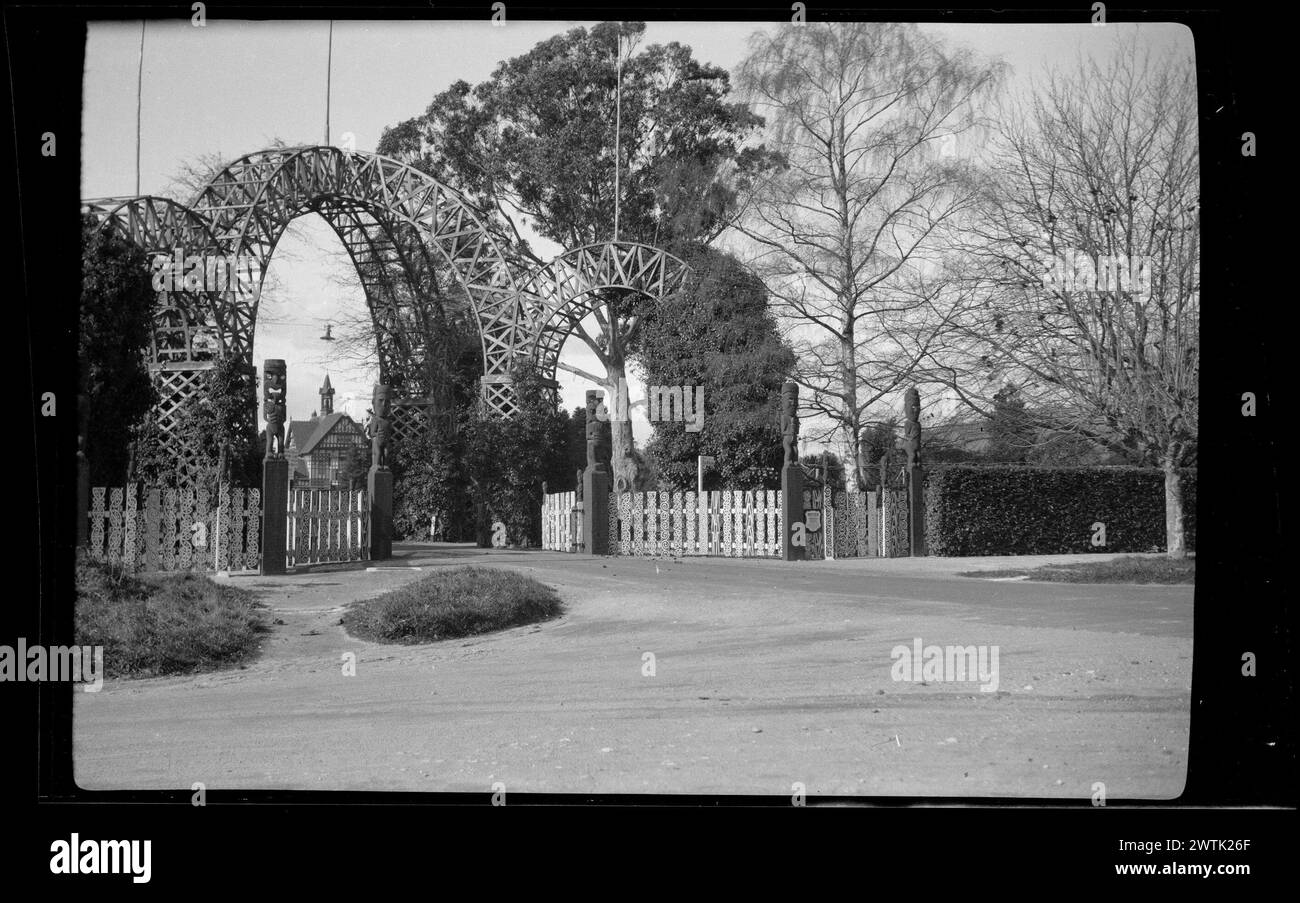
top-left (82, 18), bottom-right (1194, 440)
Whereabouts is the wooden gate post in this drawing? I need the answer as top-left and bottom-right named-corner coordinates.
top-left (260, 360), bottom-right (289, 575)
top-left (908, 465), bottom-right (926, 557)
top-left (366, 383), bottom-right (394, 560)
top-left (582, 391), bottom-right (612, 555)
top-left (779, 381), bottom-right (806, 561)
top-left (367, 467), bottom-right (393, 560)
top-left (902, 387), bottom-right (926, 556)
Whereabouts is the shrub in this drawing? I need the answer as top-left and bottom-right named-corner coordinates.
top-left (75, 554), bottom-right (267, 677)
top-left (342, 566), bottom-right (563, 643)
top-left (923, 465), bottom-right (1197, 556)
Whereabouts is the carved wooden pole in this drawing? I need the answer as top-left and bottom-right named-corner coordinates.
top-left (260, 360), bottom-right (289, 575)
top-left (902, 386), bottom-right (926, 556)
top-left (366, 383), bottom-right (394, 560)
top-left (582, 390), bottom-right (612, 555)
top-left (780, 380), bottom-right (805, 561)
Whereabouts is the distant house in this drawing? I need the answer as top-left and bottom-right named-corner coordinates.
top-left (286, 375), bottom-right (368, 490)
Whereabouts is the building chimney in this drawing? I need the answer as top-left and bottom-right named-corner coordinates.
top-left (320, 373), bottom-right (334, 415)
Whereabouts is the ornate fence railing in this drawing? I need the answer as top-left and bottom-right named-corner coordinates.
top-left (286, 488), bottom-right (368, 567)
top-left (87, 484), bottom-right (261, 572)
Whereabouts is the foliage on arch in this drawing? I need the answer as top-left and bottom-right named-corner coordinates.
top-left (80, 216), bottom-right (158, 486)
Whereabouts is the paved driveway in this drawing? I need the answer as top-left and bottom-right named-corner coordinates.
top-left (75, 545), bottom-right (1192, 799)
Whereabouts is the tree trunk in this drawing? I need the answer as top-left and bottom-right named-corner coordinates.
top-left (603, 359), bottom-right (638, 492)
top-left (1163, 455), bottom-right (1186, 560)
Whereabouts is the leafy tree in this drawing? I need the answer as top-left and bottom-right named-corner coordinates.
top-left (135, 356), bottom-right (259, 493)
top-left (378, 21), bottom-right (779, 490)
top-left (336, 443), bottom-right (372, 493)
top-left (80, 216), bottom-right (158, 486)
top-left (463, 364), bottom-right (571, 547)
top-left (984, 384), bottom-right (1035, 463)
top-left (392, 420), bottom-right (473, 541)
top-left (638, 245), bottom-right (795, 490)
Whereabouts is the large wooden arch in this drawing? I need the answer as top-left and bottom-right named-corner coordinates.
top-left (82, 146), bottom-right (688, 477)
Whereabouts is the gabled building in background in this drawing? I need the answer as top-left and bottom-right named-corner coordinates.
top-left (286, 375), bottom-right (369, 490)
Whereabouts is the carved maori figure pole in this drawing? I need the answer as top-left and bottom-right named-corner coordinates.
top-left (902, 387), bottom-right (921, 470)
top-left (781, 381), bottom-right (800, 467)
top-left (780, 380), bottom-right (805, 561)
top-left (366, 384), bottom-right (393, 469)
top-left (902, 386), bottom-right (926, 556)
top-left (263, 359), bottom-right (287, 459)
top-left (582, 390), bottom-right (612, 555)
top-left (367, 383), bottom-right (394, 561)
top-left (586, 390), bottom-right (612, 471)
top-left (260, 360), bottom-right (289, 574)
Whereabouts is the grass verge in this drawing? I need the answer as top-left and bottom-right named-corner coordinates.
top-left (76, 554), bottom-right (268, 678)
top-left (959, 555), bottom-right (1195, 584)
top-left (342, 566), bottom-right (563, 644)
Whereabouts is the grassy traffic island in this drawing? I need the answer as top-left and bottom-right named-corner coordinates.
top-left (342, 566), bottom-right (564, 644)
top-left (76, 554), bottom-right (269, 678)
top-left (960, 555), bottom-right (1195, 585)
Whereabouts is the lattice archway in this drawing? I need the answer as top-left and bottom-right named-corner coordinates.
top-left (185, 146), bottom-right (523, 390)
top-left (82, 147), bottom-right (691, 478)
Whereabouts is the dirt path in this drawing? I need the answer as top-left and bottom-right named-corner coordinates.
top-left (75, 546), bottom-right (1192, 799)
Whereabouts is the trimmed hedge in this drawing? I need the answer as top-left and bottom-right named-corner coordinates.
top-left (924, 465), bottom-right (1196, 556)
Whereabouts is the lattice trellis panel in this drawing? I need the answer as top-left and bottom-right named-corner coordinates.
top-left (390, 401), bottom-right (432, 449)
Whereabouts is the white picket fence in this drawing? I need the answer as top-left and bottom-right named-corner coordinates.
top-left (610, 490), bottom-right (783, 558)
top-left (541, 491), bottom-right (583, 551)
top-left (542, 487), bottom-right (892, 559)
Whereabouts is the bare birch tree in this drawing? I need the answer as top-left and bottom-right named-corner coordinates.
top-left (732, 22), bottom-right (1004, 489)
top-left (931, 35), bottom-right (1199, 557)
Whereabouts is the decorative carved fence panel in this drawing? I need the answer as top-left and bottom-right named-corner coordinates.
top-left (880, 488), bottom-right (910, 558)
top-left (286, 489), bottom-right (368, 567)
top-left (542, 491), bottom-right (582, 551)
top-left (800, 488), bottom-right (826, 559)
top-left (822, 490), bottom-right (878, 559)
top-left (88, 484), bottom-right (260, 572)
top-left (216, 486), bottom-right (262, 571)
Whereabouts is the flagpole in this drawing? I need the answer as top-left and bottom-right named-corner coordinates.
top-left (613, 31), bottom-right (621, 243)
top-left (136, 20), bottom-right (145, 195)
top-left (325, 20), bottom-right (334, 146)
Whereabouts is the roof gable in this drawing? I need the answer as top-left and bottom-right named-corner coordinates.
top-left (297, 412), bottom-right (364, 455)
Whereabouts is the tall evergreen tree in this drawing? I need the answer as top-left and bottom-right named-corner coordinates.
top-left (638, 245), bottom-right (795, 489)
